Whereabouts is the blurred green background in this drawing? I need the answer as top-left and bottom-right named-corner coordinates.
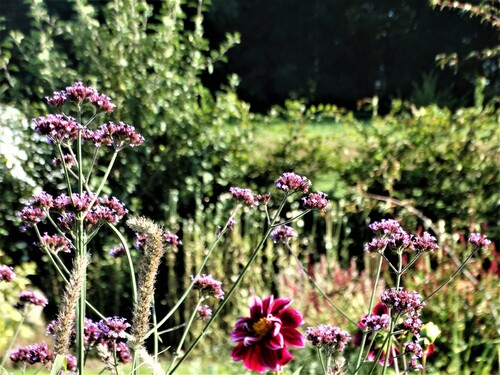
top-left (0, 0), bottom-right (498, 374)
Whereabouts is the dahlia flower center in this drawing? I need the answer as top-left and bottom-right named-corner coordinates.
top-left (253, 317), bottom-right (273, 337)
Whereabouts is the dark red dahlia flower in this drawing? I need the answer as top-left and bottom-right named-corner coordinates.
top-left (230, 295), bottom-right (305, 373)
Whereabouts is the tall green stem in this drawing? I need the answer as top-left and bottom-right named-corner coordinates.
top-left (381, 253), bottom-right (403, 375)
top-left (423, 246), bottom-right (480, 302)
top-left (167, 298), bottom-right (204, 373)
top-left (354, 255), bottom-right (384, 373)
top-left (0, 309), bottom-right (28, 368)
top-left (145, 204), bottom-right (242, 339)
top-left (287, 244), bottom-right (356, 326)
top-left (75, 111), bottom-right (87, 374)
top-left (168, 195), bottom-right (290, 374)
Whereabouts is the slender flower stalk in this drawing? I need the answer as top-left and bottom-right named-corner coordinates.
top-left (167, 298), bottom-right (205, 372)
top-left (0, 309), bottom-right (28, 368)
top-left (286, 243), bottom-right (357, 327)
top-left (144, 203), bottom-right (242, 339)
top-left (168, 193), bottom-right (291, 373)
top-left (354, 255), bottom-right (384, 372)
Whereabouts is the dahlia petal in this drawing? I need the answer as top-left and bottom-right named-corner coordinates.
top-left (276, 347), bottom-right (294, 367)
top-left (230, 343), bottom-right (248, 361)
top-left (270, 297), bottom-right (292, 315)
top-left (250, 296), bottom-right (263, 318)
top-left (243, 336), bottom-right (261, 346)
top-left (259, 345), bottom-right (280, 371)
top-left (282, 328), bottom-right (305, 348)
top-left (265, 333), bottom-right (284, 350)
top-left (262, 295), bottom-right (274, 315)
top-left (243, 344), bottom-right (267, 373)
top-left (373, 302), bottom-right (389, 315)
top-left (277, 308), bottom-right (304, 328)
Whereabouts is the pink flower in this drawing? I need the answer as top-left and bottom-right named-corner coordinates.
top-left (230, 187), bottom-right (256, 207)
top-left (230, 295), bottom-right (305, 373)
top-left (191, 274), bottom-right (225, 300)
top-left (275, 172), bottom-right (311, 193)
top-left (0, 265), bottom-right (16, 282)
top-left (301, 191), bottom-right (329, 211)
top-left (469, 233), bottom-right (491, 248)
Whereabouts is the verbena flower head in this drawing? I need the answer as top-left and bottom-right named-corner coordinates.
top-left (469, 233), bottom-right (492, 248)
top-left (230, 295), bottom-right (305, 373)
top-left (230, 187), bottom-right (256, 207)
top-left (17, 206), bottom-right (46, 231)
top-left (87, 122), bottom-right (144, 149)
top-left (15, 290), bottom-right (48, 309)
top-left (47, 82), bottom-right (116, 113)
top-left (34, 114), bottom-right (81, 144)
top-left (302, 191), bottom-right (329, 211)
top-left (0, 265), bottom-right (16, 282)
top-left (38, 233), bottom-right (72, 253)
top-left (256, 193), bottom-right (271, 205)
top-left (357, 312), bottom-right (390, 332)
top-left (381, 288), bottom-right (424, 315)
top-left (53, 154), bottom-right (77, 170)
top-left (227, 218), bottom-right (237, 230)
top-left (270, 225), bottom-right (297, 244)
top-left (198, 304), bottom-right (212, 321)
top-left (192, 274), bottom-right (225, 300)
top-left (353, 303), bottom-right (399, 366)
top-left (9, 342), bottom-right (54, 365)
top-left (305, 324), bottom-right (351, 351)
top-left (405, 342), bottom-right (424, 371)
top-left (413, 232), bottom-right (439, 253)
top-left (65, 354), bottom-right (77, 372)
top-left (369, 219), bottom-right (403, 234)
top-left (275, 172), bottom-right (311, 193)
top-left (400, 314), bottom-right (423, 335)
top-left (115, 342), bottom-right (132, 363)
top-left (97, 316), bottom-right (130, 341)
top-left (109, 244), bottom-right (126, 258)
top-left (164, 231), bottom-right (182, 247)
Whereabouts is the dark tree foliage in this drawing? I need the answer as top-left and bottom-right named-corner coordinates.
top-left (204, 0), bottom-right (498, 112)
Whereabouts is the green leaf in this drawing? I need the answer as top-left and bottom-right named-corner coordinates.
top-left (50, 354), bottom-right (67, 375)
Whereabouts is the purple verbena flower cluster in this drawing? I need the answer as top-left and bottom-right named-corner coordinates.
top-left (256, 193), bottom-right (270, 205)
top-left (353, 291), bottom-right (428, 371)
top-left (270, 225), bottom-right (297, 244)
top-left (381, 288), bottom-right (425, 315)
top-left (163, 231), bottom-right (182, 247)
top-left (53, 154), bottom-right (77, 170)
top-left (46, 316), bottom-right (132, 364)
top-left (15, 290), bottom-right (48, 309)
top-left (191, 274), bottom-right (225, 300)
top-left (357, 312), bottom-right (390, 332)
top-left (404, 342), bottom-right (424, 370)
top-left (46, 82), bottom-right (115, 113)
top-left (275, 172), bottom-right (311, 193)
top-left (302, 191), bottom-right (329, 211)
top-left (34, 114), bottom-right (81, 144)
top-left (365, 219), bottom-right (438, 254)
top-left (0, 265), bottom-right (16, 282)
top-left (229, 187), bottom-right (256, 207)
top-left (38, 233), bottom-right (72, 253)
top-left (85, 122), bottom-right (144, 149)
top-left (9, 342), bottom-right (54, 365)
top-left (197, 304), bottom-right (213, 320)
top-left (97, 317), bottom-right (130, 341)
top-left (305, 324), bottom-right (351, 351)
top-left (18, 192), bottom-right (128, 233)
top-left (109, 244), bottom-right (126, 258)
top-left (469, 233), bottom-right (492, 248)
